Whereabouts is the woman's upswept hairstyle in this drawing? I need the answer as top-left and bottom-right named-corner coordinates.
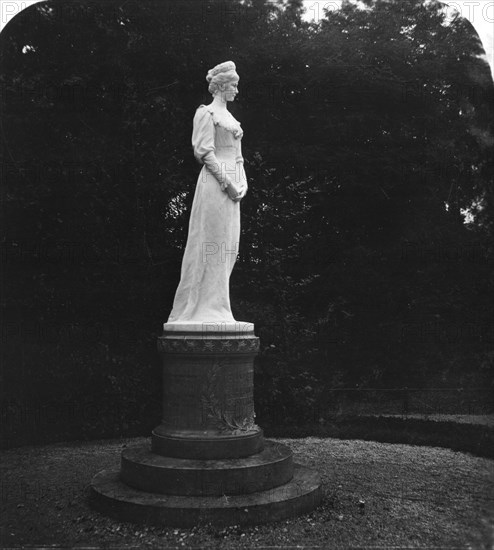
top-left (206, 60), bottom-right (239, 95)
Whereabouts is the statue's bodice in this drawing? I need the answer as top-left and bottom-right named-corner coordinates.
top-left (197, 104), bottom-right (243, 164)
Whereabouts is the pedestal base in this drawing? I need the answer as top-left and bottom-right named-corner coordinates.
top-left (90, 325), bottom-right (322, 526)
top-left (91, 461), bottom-right (322, 527)
top-left (151, 425), bottom-right (264, 459)
top-left (121, 439), bottom-right (294, 496)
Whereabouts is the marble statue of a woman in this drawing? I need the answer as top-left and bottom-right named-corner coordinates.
top-left (165, 61), bottom-right (251, 331)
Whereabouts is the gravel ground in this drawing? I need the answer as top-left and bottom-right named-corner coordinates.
top-left (1, 436), bottom-right (493, 548)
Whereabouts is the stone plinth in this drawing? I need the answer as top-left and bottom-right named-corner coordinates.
top-left (152, 322), bottom-right (262, 459)
top-left (90, 322), bottom-right (322, 526)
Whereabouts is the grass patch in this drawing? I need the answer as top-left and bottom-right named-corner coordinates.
top-left (262, 414), bottom-right (494, 459)
top-left (0, 436), bottom-right (492, 547)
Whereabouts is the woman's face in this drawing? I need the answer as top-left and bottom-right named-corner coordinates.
top-left (220, 78), bottom-right (239, 102)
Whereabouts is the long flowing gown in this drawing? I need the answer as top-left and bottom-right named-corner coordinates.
top-left (167, 104), bottom-right (247, 323)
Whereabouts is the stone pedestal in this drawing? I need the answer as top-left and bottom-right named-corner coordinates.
top-left (90, 322), bottom-right (322, 526)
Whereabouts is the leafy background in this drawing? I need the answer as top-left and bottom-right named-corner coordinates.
top-left (1, 0), bottom-right (493, 447)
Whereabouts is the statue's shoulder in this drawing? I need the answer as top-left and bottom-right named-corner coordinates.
top-left (196, 103), bottom-right (213, 114)
top-left (195, 104), bottom-right (218, 123)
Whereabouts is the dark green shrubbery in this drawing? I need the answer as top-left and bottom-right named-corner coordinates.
top-left (1, 0), bottom-right (493, 447)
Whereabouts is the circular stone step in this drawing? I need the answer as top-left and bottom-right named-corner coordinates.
top-left (90, 463), bottom-right (322, 527)
top-left (121, 440), bottom-right (293, 496)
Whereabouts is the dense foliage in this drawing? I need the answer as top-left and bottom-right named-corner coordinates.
top-left (1, 0), bottom-right (492, 445)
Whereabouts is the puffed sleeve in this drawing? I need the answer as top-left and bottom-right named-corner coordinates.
top-left (191, 106), bottom-right (234, 191)
top-left (192, 106), bottom-right (215, 164)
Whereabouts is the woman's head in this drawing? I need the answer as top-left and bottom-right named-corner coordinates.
top-left (206, 60), bottom-right (239, 99)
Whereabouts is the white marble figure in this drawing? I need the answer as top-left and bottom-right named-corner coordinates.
top-left (165, 61), bottom-right (252, 332)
